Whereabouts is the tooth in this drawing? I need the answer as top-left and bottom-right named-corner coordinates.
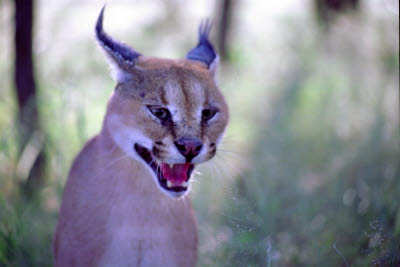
top-left (167, 180), bottom-right (173, 188)
top-left (182, 181), bottom-right (189, 187)
top-left (169, 164), bottom-right (174, 168)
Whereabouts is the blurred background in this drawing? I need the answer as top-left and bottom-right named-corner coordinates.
top-left (0, 0), bottom-right (399, 266)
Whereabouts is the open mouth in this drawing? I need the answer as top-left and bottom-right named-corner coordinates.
top-left (134, 143), bottom-right (195, 194)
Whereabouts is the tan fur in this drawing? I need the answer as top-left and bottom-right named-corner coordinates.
top-left (53, 57), bottom-right (229, 266)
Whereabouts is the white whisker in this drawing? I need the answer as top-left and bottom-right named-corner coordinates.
top-left (92, 154), bottom-right (131, 179)
top-left (105, 154), bottom-right (129, 169)
top-left (217, 148), bottom-right (240, 154)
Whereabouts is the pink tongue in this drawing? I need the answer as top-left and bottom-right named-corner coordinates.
top-left (161, 163), bottom-right (191, 186)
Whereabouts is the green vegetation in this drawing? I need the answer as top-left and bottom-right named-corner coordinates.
top-left (0, 1), bottom-right (398, 266)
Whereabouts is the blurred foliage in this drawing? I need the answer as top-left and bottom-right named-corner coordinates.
top-left (0, 0), bottom-right (399, 266)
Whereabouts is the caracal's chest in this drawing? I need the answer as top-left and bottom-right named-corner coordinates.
top-left (99, 193), bottom-right (198, 267)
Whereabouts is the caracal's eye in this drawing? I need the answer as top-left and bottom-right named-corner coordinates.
top-left (148, 106), bottom-right (171, 121)
top-left (201, 108), bottom-right (218, 121)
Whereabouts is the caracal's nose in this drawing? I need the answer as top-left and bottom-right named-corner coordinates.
top-left (174, 137), bottom-right (203, 162)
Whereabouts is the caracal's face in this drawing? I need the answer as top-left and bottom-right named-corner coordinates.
top-left (106, 57), bottom-right (229, 198)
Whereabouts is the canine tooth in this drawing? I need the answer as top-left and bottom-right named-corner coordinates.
top-left (167, 180), bottom-right (173, 188)
top-left (182, 181), bottom-right (189, 187)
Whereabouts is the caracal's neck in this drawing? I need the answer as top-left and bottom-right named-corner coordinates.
top-left (98, 121), bottom-right (123, 157)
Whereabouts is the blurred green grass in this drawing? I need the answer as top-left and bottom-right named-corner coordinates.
top-left (0, 1), bottom-right (399, 266)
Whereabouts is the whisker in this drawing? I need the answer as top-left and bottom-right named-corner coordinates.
top-left (108, 142), bottom-right (119, 154)
top-left (217, 148), bottom-right (239, 153)
top-left (155, 160), bottom-right (162, 179)
top-left (93, 154), bottom-right (131, 178)
top-left (219, 135), bottom-right (241, 146)
top-left (148, 157), bottom-right (158, 168)
top-left (105, 154), bottom-right (130, 169)
top-left (210, 159), bottom-right (225, 179)
top-left (218, 148), bottom-right (244, 161)
top-left (212, 155), bottom-right (239, 177)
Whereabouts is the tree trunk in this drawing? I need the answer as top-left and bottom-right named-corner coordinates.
top-left (14, 0), bottom-right (45, 193)
top-left (314, 0), bottom-right (360, 26)
top-left (217, 0), bottom-right (235, 61)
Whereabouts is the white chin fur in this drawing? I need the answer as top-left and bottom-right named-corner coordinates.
top-left (107, 115), bottom-right (152, 160)
top-left (163, 188), bottom-right (189, 198)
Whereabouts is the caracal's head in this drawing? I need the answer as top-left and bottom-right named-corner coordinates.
top-left (96, 7), bottom-right (229, 198)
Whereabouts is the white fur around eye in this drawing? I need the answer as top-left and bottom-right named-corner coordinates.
top-left (167, 105), bottom-right (180, 122)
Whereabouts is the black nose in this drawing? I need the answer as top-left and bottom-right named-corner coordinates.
top-left (174, 137), bottom-right (203, 162)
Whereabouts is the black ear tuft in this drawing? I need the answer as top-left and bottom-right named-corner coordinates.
top-left (95, 6), bottom-right (141, 69)
top-left (186, 20), bottom-right (217, 68)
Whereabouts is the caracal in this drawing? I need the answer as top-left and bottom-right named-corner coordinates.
top-left (53, 6), bottom-right (229, 267)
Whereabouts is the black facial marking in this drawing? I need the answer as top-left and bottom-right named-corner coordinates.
top-left (169, 122), bottom-right (177, 139)
top-left (152, 146), bottom-right (164, 157)
top-left (136, 73), bottom-right (145, 84)
top-left (161, 119), bottom-right (174, 128)
top-left (200, 120), bottom-right (207, 138)
top-left (209, 147), bottom-right (217, 156)
top-left (160, 87), bottom-right (168, 105)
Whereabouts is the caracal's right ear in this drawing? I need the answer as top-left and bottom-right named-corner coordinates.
top-left (95, 6), bottom-right (142, 83)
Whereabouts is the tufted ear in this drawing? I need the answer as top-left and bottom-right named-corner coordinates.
top-left (186, 20), bottom-right (219, 75)
top-left (95, 6), bottom-right (142, 82)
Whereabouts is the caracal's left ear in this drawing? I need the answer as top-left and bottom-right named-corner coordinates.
top-left (186, 20), bottom-right (219, 78)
